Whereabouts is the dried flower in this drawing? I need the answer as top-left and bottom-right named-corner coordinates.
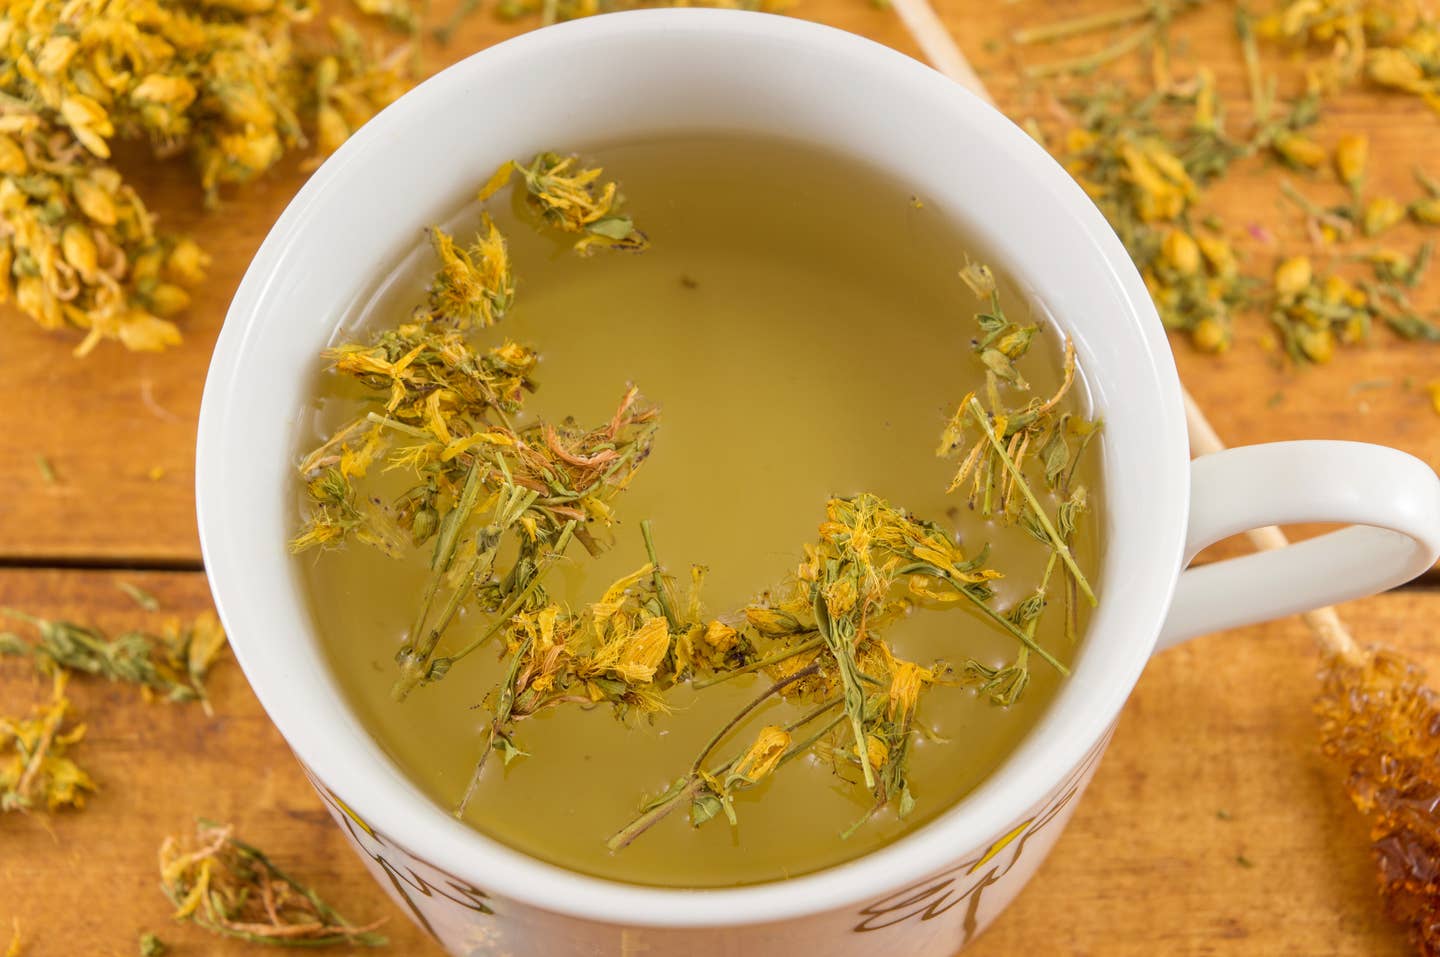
top-left (482, 153), bottom-right (649, 255)
top-left (1, 672), bottom-right (97, 813)
top-left (159, 820), bottom-right (386, 946)
top-left (0, 608), bottom-right (228, 711)
top-left (1335, 132), bottom-right (1370, 187)
top-left (1, 0), bottom-right (414, 352)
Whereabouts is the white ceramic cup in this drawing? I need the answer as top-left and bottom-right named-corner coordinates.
top-left (196, 10), bottom-right (1440, 956)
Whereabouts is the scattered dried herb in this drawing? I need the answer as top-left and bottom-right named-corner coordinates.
top-left (1, 672), bottom-right (96, 813)
top-left (1, 1), bottom-right (413, 352)
top-left (116, 581), bottom-right (160, 612)
top-left (33, 455), bottom-right (56, 485)
top-left (1010, 1), bottom-right (1440, 367)
top-left (0, 609), bottom-right (227, 712)
top-left (159, 820), bottom-right (386, 947)
top-left (138, 932), bottom-right (166, 957)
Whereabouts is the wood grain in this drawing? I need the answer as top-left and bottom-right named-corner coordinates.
top-left (2, 2), bottom-right (1438, 954)
top-left (0, 0), bottom-right (1433, 568)
top-left (1, 568), bottom-right (1428, 954)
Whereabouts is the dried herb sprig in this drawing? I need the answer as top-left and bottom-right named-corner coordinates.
top-left (938, 264), bottom-right (1099, 634)
top-left (159, 820), bottom-right (386, 947)
top-left (295, 156), bottom-right (658, 700)
top-left (1, 671), bottom-right (96, 813)
top-left (0, 4), bottom-right (413, 352)
top-left (607, 488), bottom-right (1064, 848)
top-left (480, 153), bottom-right (649, 255)
top-left (0, 609), bottom-right (227, 712)
top-left (456, 555), bottom-right (705, 813)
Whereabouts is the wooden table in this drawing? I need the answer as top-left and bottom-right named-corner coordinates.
top-left (2, 1), bottom-right (1436, 953)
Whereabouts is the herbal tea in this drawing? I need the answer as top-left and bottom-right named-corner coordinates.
top-left (291, 135), bottom-right (1103, 888)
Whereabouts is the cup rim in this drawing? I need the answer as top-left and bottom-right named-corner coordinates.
top-left (197, 9), bottom-right (1189, 928)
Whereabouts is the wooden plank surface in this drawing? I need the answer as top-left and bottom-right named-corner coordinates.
top-left (3, 0), bottom-right (1439, 954)
top-left (2, 0), bottom-right (1438, 566)
top-left (1, 567), bottom-right (1426, 954)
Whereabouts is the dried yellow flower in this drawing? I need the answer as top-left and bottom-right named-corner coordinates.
top-left (1, 672), bottom-right (97, 813)
top-left (1428, 381), bottom-right (1440, 415)
top-left (426, 216), bottom-right (514, 328)
top-left (1334, 133), bottom-right (1369, 186)
top-left (485, 152), bottom-right (649, 255)
top-left (1369, 48), bottom-right (1428, 91)
top-left (1411, 197), bottom-right (1440, 224)
top-left (1275, 256), bottom-right (1314, 299)
top-left (1274, 131), bottom-right (1328, 168)
top-left (731, 726), bottom-right (791, 784)
top-left (1365, 195), bottom-right (1406, 235)
top-left (1193, 316), bottom-right (1230, 353)
top-left (1, 0), bottom-right (414, 352)
top-left (1162, 229), bottom-right (1202, 275)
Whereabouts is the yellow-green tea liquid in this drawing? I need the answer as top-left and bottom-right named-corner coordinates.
top-left (295, 134), bottom-right (1101, 887)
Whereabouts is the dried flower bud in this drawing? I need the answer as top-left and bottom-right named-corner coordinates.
top-left (59, 94), bottom-right (115, 158)
top-left (1368, 48), bottom-right (1426, 90)
top-left (1410, 197), bottom-right (1440, 224)
top-left (1296, 325), bottom-right (1335, 363)
top-left (71, 176), bottom-right (117, 226)
top-left (1364, 196), bottom-right (1405, 236)
top-left (1334, 133), bottom-right (1368, 187)
top-left (60, 224), bottom-right (98, 280)
top-left (0, 135), bottom-right (27, 175)
top-left (1274, 132), bottom-right (1326, 169)
top-left (147, 283), bottom-right (192, 318)
top-left (1161, 229), bottom-right (1202, 276)
top-left (1275, 255), bottom-right (1313, 299)
top-left (1193, 316), bottom-right (1230, 353)
top-left (731, 726), bottom-right (790, 784)
top-left (16, 275), bottom-right (62, 329)
top-left (131, 74), bottom-right (198, 110)
top-left (164, 240), bottom-right (211, 287)
top-left (1196, 235), bottom-right (1237, 277)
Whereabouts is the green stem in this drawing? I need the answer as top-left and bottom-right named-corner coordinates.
top-left (606, 696), bottom-right (843, 852)
top-left (895, 563), bottom-right (1069, 675)
top-left (966, 398), bottom-right (1096, 606)
top-left (444, 521), bottom-right (577, 667)
top-left (640, 520), bottom-right (680, 632)
top-left (1023, 23), bottom-right (1157, 79)
top-left (365, 412), bottom-right (431, 438)
top-left (1013, 3), bottom-right (1150, 44)
top-left (689, 663), bottom-right (822, 774)
top-left (690, 635), bottom-right (823, 689)
top-left (455, 636), bottom-right (533, 817)
top-left (1236, 7), bottom-right (1270, 128)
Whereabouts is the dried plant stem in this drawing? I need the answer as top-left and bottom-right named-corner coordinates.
top-left (607, 695), bottom-right (843, 852)
top-left (691, 636), bottom-right (823, 689)
top-left (1023, 24), bottom-right (1158, 79)
top-left (1014, 4), bottom-right (1152, 44)
top-left (689, 664), bottom-right (822, 774)
top-left (966, 398), bottom-right (1096, 606)
top-left (640, 520), bottom-right (680, 632)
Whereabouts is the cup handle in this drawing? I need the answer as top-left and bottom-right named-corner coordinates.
top-left (1155, 441), bottom-right (1440, 652)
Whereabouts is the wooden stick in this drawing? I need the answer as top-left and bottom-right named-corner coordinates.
top-left (887, 0), bottom-right (1359, 659)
